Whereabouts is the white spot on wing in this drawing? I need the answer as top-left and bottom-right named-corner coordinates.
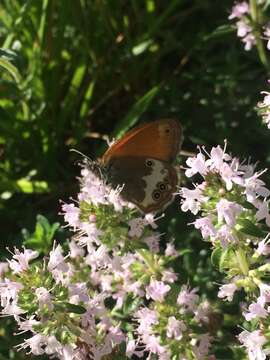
top-left (141, 159), bottom-right (168, 207)
top-left (158, 123), bottom-right (168, 137)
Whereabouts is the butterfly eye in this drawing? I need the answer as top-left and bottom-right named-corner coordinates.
top-left (152, 190), bottom-right (161, 201)
top-left (164, 127), bottom-right (170, 134)
top-left (158, 182), bottom-right (167, 192)
top-left (145, 159), bottom-right (153, 167)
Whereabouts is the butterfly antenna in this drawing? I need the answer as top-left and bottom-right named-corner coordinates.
top-left (70, 148), bottom-right (93, 162)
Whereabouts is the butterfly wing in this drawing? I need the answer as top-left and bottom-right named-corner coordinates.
top-left (102, 119), bottom-right (182, 164)
top-left (107, 157), bottom-right (178, 213)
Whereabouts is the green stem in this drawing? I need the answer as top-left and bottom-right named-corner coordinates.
top-left (235, 248), bottom-right (249, 276)
top-left (249, 0), bottom-right (270, 71)
top-left (136, 249), bottom-right (158, 275)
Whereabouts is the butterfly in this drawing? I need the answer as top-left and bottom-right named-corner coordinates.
top-left (97, 119), bottom-right (183, 213)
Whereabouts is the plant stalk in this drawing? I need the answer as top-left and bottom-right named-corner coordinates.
top-left (249, 0), bottom-right (270, 71)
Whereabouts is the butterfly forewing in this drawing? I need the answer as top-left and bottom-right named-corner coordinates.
top-left (102, 119), bottom-right (182, 163)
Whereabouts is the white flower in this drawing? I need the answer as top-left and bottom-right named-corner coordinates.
top-left (44, 336), bottom-right (62, 355)
top-left (177, 285), bottom-right (199, 311)
top-left (218, 283), bottom-right (237, 302)
top-left (0, 278), bottom-right (24, 316)
top-left (219, 162), bottom-right (243, 190)
top-left (85, 244), bottom-right (111, 271)
top-left (243, 299), bottom-right (268, 321)
top-left (8, 248), bottom-right (38, 274)
top-left (128, 217), bottom-right (146, 237)
top-left (192, 333), bottom-right (212, 360)
top-left (181, 187), bottom-right (206, 215)
top-left (215, 225), bottom-right (237, 248)
top-left (259, 91), bottom-right (270, 108)
top-left (263, 112), bottom-right (270, 128)
top-left (244, 171), bottom-right (269, 203)
top-left (61, 203), bottom-right (81, 230)
top-left (107, 186), bottom-right (125, 212)
top-left (145, 279), bottom-right (170, 302)
top-left (161, 269), bottom-right (178, 283)
top-left (229, 2), bottom-right (249, 19)
top-left (255, 201), bottom-right (270, 227)
top-left (165, 242), bottom-right (179, 257)
top-left (17, 334), bottom-right (46, 355)
top-left (185, 153), bottom-right (208, 177)
top-left (143, 234), bottom-right (160, 253)
top-left (258, 283), bottom-right (270, 304)
top-left (126, 339), bottom-right (144, 358)
top-left (193, 216), bottom-right (216, 239)
top-left (79, 222), bottom-right (103, 248)
top-left (135, 308), bottom-right (159, 335)
top-left (236, 20), bottom-right (251, 37)
top-left (142, 334), bottom-right (167, 356)
top-left (263, 26), bottom-right (270, 50)
top-left (166, 316), bottom-right (186, 340)
top-left (242, 32), bottom-right (256, 51)
top-left (48, 245), bottom-right (65, 271)
top-left (69, 239), bottom-right (85, 258)
top-left (35, 287), bottom-right (54, 310)
top-left (205, 145), bottom-right (231, 171)
top-left (238, 330), bottom-right (268, 360)
top-left (256, 236), bottom-right (270, 256)
top-left (216, 199), bottom-right (243, 227)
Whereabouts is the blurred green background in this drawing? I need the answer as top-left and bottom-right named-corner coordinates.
top-left (0, 0), bottom-right (269, 358)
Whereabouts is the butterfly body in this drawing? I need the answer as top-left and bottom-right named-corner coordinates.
top-left (99, 119), bottom-right (182, 213)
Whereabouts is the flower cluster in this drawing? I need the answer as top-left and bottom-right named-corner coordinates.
top-left (0, 245), bottom-right (128, 359)
top-left (0, 160), bottom-right (215, 359)
top-left (133, 286), bottom-right (213, 359)
top-left (229, 2), bottom-right (256, 51)
top-left (180, 144), bottom-right (270, 359)
top-left (229, 1), bottom-right (270, 52)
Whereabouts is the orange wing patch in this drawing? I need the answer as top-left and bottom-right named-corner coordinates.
top-left (102, 119), bottom-right (182, 164)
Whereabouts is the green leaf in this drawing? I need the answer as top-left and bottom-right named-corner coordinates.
top-left (237, 218), bottom-right (265, 238)
top-left (132, 39), bottom-right (153, 56)
top-left (211, 247), bottom-right (222, 268)
top-left (235, 248), bottom-right (249, 276)
top-left (80, 81), bottom-right (95, 117)
top-left (35, 222), bottom-right (45, 241)
top-left (242, 201), bottom-right (256, 210)
top-left (122, 294), bottom-right (142, 315)
top-left (23, 214), bottom-right (60, 254)
top-left (38, 0), bottom-right (49, 46)
top-left (16, 179), bottom-right (49, 193)
top-left (0, 49), bottom-right (22, 84)
top-left (178, 248), bottom-right (193, 256)
top-left (96, 85), bottom-right (161, 157)
top-left (263, 0), bottom-right (270, 10)
top-left (113, 85), bottom-right (161, 139)
top-left (212, 247), bottom-right (234, 273)
top-left (203, 24), bottom-right (234, 41)
top-left (219, 248), bottom-right (232, 273)
top-left (54, 302), bottom-right (86, 314)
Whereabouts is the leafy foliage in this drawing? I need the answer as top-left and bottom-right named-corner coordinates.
top-left (22, 214), bottom-right (60, 254)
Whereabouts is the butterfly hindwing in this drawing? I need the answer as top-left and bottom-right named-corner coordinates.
top-left (106, 157), bottom-right (178, 213)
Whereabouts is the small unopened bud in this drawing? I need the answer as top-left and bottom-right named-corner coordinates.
top-left (218, 188), bottom-right (226, 196)
top-left (89, 214), bottom-right (96, 223)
